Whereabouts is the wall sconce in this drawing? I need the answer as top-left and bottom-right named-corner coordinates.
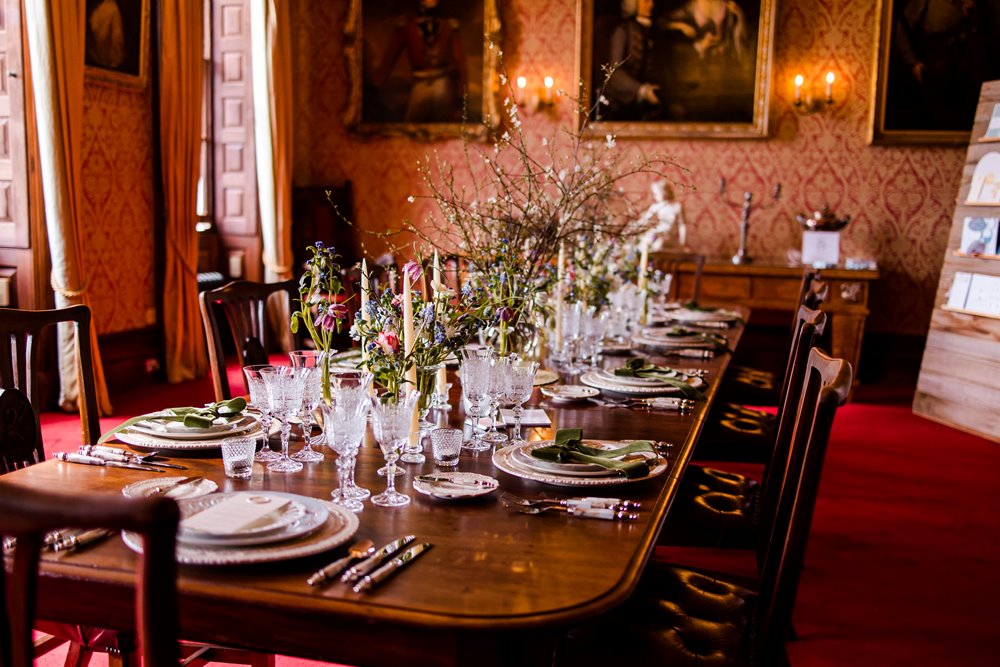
top-left (793, 71), bottom-right (836, 114)
top-left (515, 75), bottom-right (556, 113)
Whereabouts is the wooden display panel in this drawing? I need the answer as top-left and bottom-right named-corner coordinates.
top-left (914, 81), bottom-right (1000, 443)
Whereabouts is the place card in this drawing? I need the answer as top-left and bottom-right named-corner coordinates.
top-left (499, 408), bottom-right (551, 427)
top-left (182, 494), bottom-right (292, 535)
top-left (946, 272), bottom-right (973, 309)
top-left (965, 273), bottom-right (1000, 316)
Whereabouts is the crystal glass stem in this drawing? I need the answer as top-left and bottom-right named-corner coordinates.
top-left (255, 413), bottom-right (279, 462)
top-left (345, 453), bottom-right (370, 500)
top-left (511, 403), bottom-right (525, 444)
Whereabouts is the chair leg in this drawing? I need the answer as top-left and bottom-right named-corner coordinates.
top-left (34, 634), bottom-right (68, 657)
top-left (63, 643), bottom-right (93, 667)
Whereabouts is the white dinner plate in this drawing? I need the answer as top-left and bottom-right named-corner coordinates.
top-left (122, 499), bottom-right (357, 566)
top-left (632, 332), bottom-right (717, 350)
top-left (510, 441), bottom-right (658, 477)
top-left (129, 413), bottom-right (257, 441)
top-left (493, 441), bottom-right (667, 488)
top-left (176, 492), bottom-right (327, 547)
top-left (114, 423), bottom-right (264, 451)
top-left (579, 371), bottom-right (704, 396)
top-left (412, 472), bottom-right (499, 500)
top-left (121, 477), bottom-right (219, 500)
top-left (540, 384), bottom-right (600, 402)
top-left (663, 307), bottom-right (741, 324)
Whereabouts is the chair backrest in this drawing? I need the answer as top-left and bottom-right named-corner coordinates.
top-left (649, 251), bottom-right (705, 303)
top-left (755, 306), bottom-right (827, 541)
top-left (753, 348), bottom-right (851, 665)
top-left (0, 487), bottom-right (180, 667)
top-left (0, 306), bottom-right (101, 471)
top-left (199, 279), bottom-right (298, 401)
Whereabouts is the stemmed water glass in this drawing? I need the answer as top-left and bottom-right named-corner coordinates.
top-left (243, 364), bottom-right (279, 462)
top-left (370, 390), bottom-right (420, 508)
top-left (260, 366), bottom-right (305, 473)
top-left (459, 345), bottom-right (493, 451)
top-left (481, 358), bottom-right (509, 446)
top-left (329, 369), bottom-right (373, 500)
top-left (322, 378), bottom-right (372, 513)
top-left (500, 358), bottom-right (539, 446)
top-left (289, 350), bottom-right (328, 462)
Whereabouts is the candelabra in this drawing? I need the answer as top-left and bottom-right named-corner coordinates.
top-left (719, 178), bottom-right (782, 265)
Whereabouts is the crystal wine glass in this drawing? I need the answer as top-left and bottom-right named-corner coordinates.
top-left (243, 364), bottom-right (279, 462)
top-left (480, 358), bottom-right (509, 446)
top-left (321, 383), bottom-right (371, 513)
top-left (290, 358), bottom-right (323, 463)
top-left (260, 366), bottom-right (304, 473)
top-left (502, 359), bottom-right (539, 446)
top-left (459, 345), bottom-right (493, 451)
top-left (329, 369), bottom-right (373, 500)
top-left (370, 390), bottom-right (420, 508)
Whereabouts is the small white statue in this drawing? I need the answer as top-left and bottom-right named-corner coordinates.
top-left (638, 180), bottom-right (686, 250)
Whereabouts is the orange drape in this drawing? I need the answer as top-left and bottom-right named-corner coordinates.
top-left (160, 0), bottom-right (207, 382)
top-left (24, 0), bottom-right (112, 415)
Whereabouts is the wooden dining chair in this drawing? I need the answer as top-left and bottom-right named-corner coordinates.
top-left (0, 306), bottom-right (101, 471)
top-left (199, 279), bottom-right (298, 401)
top-left (649, 250), bottom-right (705, 303)
top-left (0, 487), bottom-right (180, 667)
top-left (661, 307), bottom-right (828, 549)
top-left (557, 349), bottom-right (852, 667)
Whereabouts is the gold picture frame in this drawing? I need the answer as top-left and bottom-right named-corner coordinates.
top-left (576, 0), bottom-right (776, 139)
top-left (867, 0), bottom-right (991, 146)
top-left (84, 0), bottom-right (150, 90)
top-left (344, 0), bottom-right (502, 140)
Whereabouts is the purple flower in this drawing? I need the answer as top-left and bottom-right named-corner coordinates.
top-left (402, 261), bottom-right (422, 286)
top-left (496, 306), bottom-right (515, 323)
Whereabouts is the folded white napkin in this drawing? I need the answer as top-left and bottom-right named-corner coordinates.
top-left (182, 494), bottom-right (291, 535)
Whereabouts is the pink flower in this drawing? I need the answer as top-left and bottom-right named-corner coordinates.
top-left (376, 330), bottom-right (400, 355)
top-left (329, 303), bottom-right (349, 320)
top-left (402, 261), bottom-right (422, 286)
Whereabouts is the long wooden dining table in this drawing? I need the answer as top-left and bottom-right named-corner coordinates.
top-left (1, 318), bottom-right (744, 667)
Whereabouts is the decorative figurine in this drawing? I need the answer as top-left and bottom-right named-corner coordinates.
top-left (638, 179), bottom-right (686, 250)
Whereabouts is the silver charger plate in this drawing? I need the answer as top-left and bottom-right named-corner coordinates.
top-left (129, 413), bottom-right (258, 441)
top-left (493, 441), bottom-right (667, 487)
top-left (122, 498), bottom-right (358, 566)
top-left (663, 307), bottom-right (741, 323)
top-left (114, 423), bottom-right (263, 451)
top-left (579, 371), bottom-right (704, 396)
top-left (510, 441), bottom-right (658, 478)
top-left (122, 477), bottom-right (219, 500)
top-left (632, 333), bottom-right (717, 350)
top-left (412, 472), bottom-right (499, 500)
top-left (177, 492), bottom-right (319, 546)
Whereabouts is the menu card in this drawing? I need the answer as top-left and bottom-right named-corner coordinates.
top-left (182, 494), bottom-right (291, 535)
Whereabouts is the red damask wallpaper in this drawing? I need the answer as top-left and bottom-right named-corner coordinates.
top-left (80, 83), bottom-right (156, 336)
top-left (291, 0), bottom-right (964, 335)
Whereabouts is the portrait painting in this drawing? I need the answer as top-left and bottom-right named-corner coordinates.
top-left (577, 0), bottom-right (776, 138)
top-left (344, 0), bottom-right (502, 139)
top-left (84, 0), bottom-right (149, 88)
top-left (869, 0), bottom-right (1000, 145)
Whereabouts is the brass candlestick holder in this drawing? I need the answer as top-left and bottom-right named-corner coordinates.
top-left (719, 178), bottom-right (782, 265)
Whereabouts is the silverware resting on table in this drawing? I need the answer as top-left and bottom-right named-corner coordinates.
top-left (352, 542), bottom-right (433, 594)
top-left (54, 452), bottom-right (165, 473)
top-left (4, 527), bottom-right (113, 554)
top-left (589, 396), bottom-right (696, 413)
top-left (144, 476), bottom-right (205, 497)
top-left (307, 538), bottom-right (375, 586)
top-left (500, 492), bottom-right (640, 521)
top-left (80, 445), bottom-right (187, 470)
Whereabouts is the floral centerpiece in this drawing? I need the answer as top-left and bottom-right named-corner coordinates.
top-left (290, 242), bottom-right (348, 399)
top-left (350, 261), bottom-right (487, 399)
top-left (398, 62), bottom-right (682, 355)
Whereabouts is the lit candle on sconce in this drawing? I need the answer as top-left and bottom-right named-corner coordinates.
top-left (825, 71), bottom-right (835, 103)
top-left (516, 76), bottom-right (527, 106)
top-left (543, 76), bottom-right (554, 105)
top-left (793, 74), bottom-right (804, 105)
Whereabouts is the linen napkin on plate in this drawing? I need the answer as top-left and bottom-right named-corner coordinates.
top-left (97, 397), bottom-right (248, 444)
top-left (613, 359), bottom-right (707, 400)
top-left (530, 429), bottom-right (656, 479)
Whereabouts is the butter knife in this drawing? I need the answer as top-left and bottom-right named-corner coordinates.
top-left (81, 448), bottom-right (188, 470)
top-left (52, 528), bottom-right (114, 552)
top-left (55, 452), bottom-right (165, 473)
top-left (340, 535), bottom-right (416, 583)
top-left (353, 542), bottom-right (433, 593)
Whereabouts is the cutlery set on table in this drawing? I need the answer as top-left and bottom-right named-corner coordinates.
top-left (307, 534), bottom-right (433, 594)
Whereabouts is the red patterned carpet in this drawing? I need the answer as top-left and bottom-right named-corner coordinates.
top-left (36, 378), bottom-right (1000, 666)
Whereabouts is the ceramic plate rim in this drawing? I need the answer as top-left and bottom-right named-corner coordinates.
top-left (130, 413), bottom-right (257, 440)
top-left (492, 441), bottom-right (667, 487)
top-left (121, 477), bottom-right (219, 500)
top-left (412, 472), bottom-right (499, 499)
top-left (510, 441), bottom-right (656, 477)
top-left (177, 494), bottom-right (312, 544)
top-left (115, 424), bottom-right (263, 451)
top-left (540, 384), bottom-right (600, 401)
top-left (579, 371), bottom-right (703, 396)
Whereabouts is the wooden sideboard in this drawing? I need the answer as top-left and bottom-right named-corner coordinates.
top-left (673, 258), bottom-right (879, 381)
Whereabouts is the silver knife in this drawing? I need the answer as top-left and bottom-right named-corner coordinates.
top-left (82, 449), bottom-right (188, 470)
top-left (353, 542), bottom-right (433, 593)
top-left (416, 475), bottom-right (497, 488)
top-left (340, 535), bottom-right (416, 583)
top-left (52, 528), bottom-right (114, 552)
top-left (55, 452), bottom-right (165, 473)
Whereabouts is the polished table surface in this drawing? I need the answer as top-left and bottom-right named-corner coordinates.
top-left (1, 322), bottom-right (744, 667)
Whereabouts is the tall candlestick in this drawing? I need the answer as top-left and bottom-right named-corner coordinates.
top-left (432, 250), bottom-right (448, 397)
top-left (403, 271), bottom-right (418, 445)
top-left (793, 74), bottom-right (804, 105)
top-left (554, 242), bottom-right (565, 351)
top-left (824, 71), bottom-right (835, 102)
top-left (637, 237), bottom-right (650, 324)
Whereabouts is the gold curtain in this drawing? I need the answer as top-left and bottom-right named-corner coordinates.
top-left (160, 0), bottom-right (207, 382)
top-left (24, 0), bottom-right (112, 415)
top-left (251, 0), bottom-right (295, 348)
